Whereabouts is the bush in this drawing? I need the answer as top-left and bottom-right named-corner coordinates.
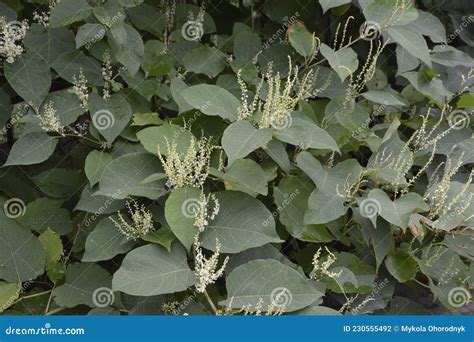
top-left (0, 0), bottom-right (472, 316)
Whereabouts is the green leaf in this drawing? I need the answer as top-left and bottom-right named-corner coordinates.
top-left (4, 52), bottom-right (51, 110)
top-left (164, 187), bottom-right (202, 251)
top-left (367, 189), bottom-right (429, 230)
top-left (108, 24), bottom-right (144, 76)
top-left (53, 263), bottom-right (112, 308)
top-left (220, 259), bottom-right (323, 312)
top-left (0, 214), bottom-right (46, 282)
top-left (180, 84), bottom-right (240, 121)
top-left (319, 0), bottom-right (351, 13)
top-left (141, 228), bottom-right (175, 252)
top-left (387, 27), bottom-right (432, 67)
top-left (320, 43), bottom-right (358, 81)
top-left (304, 189), bottom-right (348, 224)
top-left (41, 90), bottom-right (84, 126)
top-left (52, 50), bottom-right (103, 86)
top-left (288, 21), bottom-right (316, 57)
top-left (141, 40), bottom-right (174, 77)
top-left (222, 121), bottom-right (272, 165)
top-left (82, 218), bottom-right (134, 262)
top-left (406, 10), bottom-right (446, 43)
top-left (76, 23), bottom-right (105, 48)
top-left (112, 243), bottom-right (195, 296)
top-left (361, 90), bottom-right (407, 106)
top-left (233, 31), bottom-right (262, 61)
top-left (182, 46), bottom-right (226, 78)
top-left (89, 93), bottom-right (132, 145)
top-left (33, 168), bottom-right (83, 199)
top-left (49, 0), bottom-right (92, 27)
top-left (137, 124), bottom-right (196, 156)
top-left (3, 133), bottom-right (57, 167)
top-left (385, 250), bottom-right (417, 282)
top-left (96, 153), bottom-right (166, 200)
top-left (275, 175), bottom-right (334, 242)
top-left (18, 198), bottom-right (73, 235)
top-left (274, 116), bottom-right (339, 152)
top-left (363, 0), bottom-right (418, 27)
top-left (75, 185), bottom-right (126, 215)
top-left (212, 159), bottom-right (269, 197)
top-left (85, 151), bottom-right (113, 187)
top-left (201, 191), bottom-right (282, 253)
top-left (38, 228), bottom-right (63, 264)
top-left (0, 281), bottom-right (21, 313)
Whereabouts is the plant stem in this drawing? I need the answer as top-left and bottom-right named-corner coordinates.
top-left (13, 290), bottom-right (52, 306)
top-left (203, 289), bottom-right (219, 315)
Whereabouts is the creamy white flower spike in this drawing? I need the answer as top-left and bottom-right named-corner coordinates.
top-left (110, 199), bottom-right (154, 240)
top-left (311, 246), bottom-right (342, 280)
top-left (194, 236), bottom-right (229, 293)
top-left (0, 17), bottom-right (29, 63)
top-left (72, 69), bottom-right (89, 109)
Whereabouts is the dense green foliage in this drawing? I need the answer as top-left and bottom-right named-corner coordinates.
top-left (0, 0), bottom-right (472, 316)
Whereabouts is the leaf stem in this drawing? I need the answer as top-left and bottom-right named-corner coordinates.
top-left (203, 289), bottom-right (219, 315)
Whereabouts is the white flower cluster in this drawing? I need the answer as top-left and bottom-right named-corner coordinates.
top-left (223, 297), bottom-right (284, 316)
top-left (33, 0), bottom-right (60, 27)
top-left (311, 246), bottom-right (342, 280)
top-left (38, 101), bottom-right (63, 134)
top-left (72, 69), bottom-right (89, 109)
top-left (158, 136), bottom-right (217, 189)
top-left (194, 191), bottom-right (220, 233)
top-left (101, 50), bottom-right (113, 100)
top-left (194, 237), bottom-right (229, 293)
top-left (0, 17), bottom-right (29, 63)
top-left (110, 199), bottom-right (154, 240)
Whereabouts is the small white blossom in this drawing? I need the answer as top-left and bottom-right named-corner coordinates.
top-left (158, 136), bottom-right (217, 189)
top-left (0, 17), bottom-right (29, 63)
top-left (38, 101), bottom-right (63, 134)
top-left (33, 0), bottom-right (60, 27)
top-left (194, 191), bottom-right (220, 233)
top-left (72, 69), bottom-right (89, 109)
top-left (194, 236), bottom-right (229, 293)
top-left (110, 199), bottom-right (154, 240)
top-left (101, 50), bottom-right (113, 100)
top-left (311, 246), bottom-right (342, 280)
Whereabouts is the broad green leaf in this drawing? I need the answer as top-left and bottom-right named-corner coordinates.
top-left (288, 21), bottom-right (316, 57)
top-left (387, 27), bottom-right (431, 67)
top-left (319, 0), bottom-right (351, 13)
top-left (275, 176), bottom-right (334, 242)
top-left (96, 153), bottom-right (167, 200)
top-left (53, 263), bottom-right (112, 308)
top-left (112, 243), bottom-right (195, 296)
top-left (396, 45), bottom-right (420, 75)
top-left (40, 90), bottom-right (84, 126)
top-left (82, 218), bottom-right (135, 262)
top-left (76, 23), bottom-right (105, 48)
top-left (201, 191), bottom-right (282, 253)
top-left (49, 0), bottom-right (92, 27)
top-left (108, 24), bottom-right (144, 76)
top-left (0, 281), bottom-right (21, 313)
top-left (274, 116), bottom-right (339, 152)
top-left (164, 187), bottom-right (201, 251)
top-left (233, 31), bottom-right (262, 61)
top-left (39, 228), bottom-right (63, 264)
top-left (220, 259), bottom-right (323, 312)
top-left (320, 43), bottom-right (358, 81)
top-left (222, 121), bottom-right (272, 165)
top-left (52, 50), bottom-right (103, 86)
top-left (304, 189), bottom-right (348, 224)
top-left (361, 90), bottom-right (407, 106)
top-left (367, 189), bottom-right (429, 230)
top-left (182, 46), bottom-right (226, 78)
top-left (137, 124), bottom-right (196, 156)
top-left (3, 133), bottom-right (57, 167)
top-left (180, 84), bottom-right (240, 121)
top-left (4, 52), bottom-right (51, 110)
top-left (141, 40), bottom-right (174, 77)
top-left (385, 250), bottom-right (417, 282)
top-left (89, 93), bottom-right (132, 145)
top-left (141, 228), bottom-right (175, 252)
top-left (33, 168), bottom-right (84, 199)
top-left (213, 159), bottom-right (269, 196)
top-left (24, 24), bottom-right (76, 65)
top-left (363, 0), bottom-right (418, 27)
top-left (0, 214), bottom-right (46, 282)
top-left (406, 10), bottom-right (446, 43)
top-left (18, 198), bottom-right (73, 235)
top-left (74, 185), bottom-right (126, 215)
top-left (85, 150), bottom-right (113, 186)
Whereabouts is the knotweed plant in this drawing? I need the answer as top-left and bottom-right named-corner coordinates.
top-left (72, 69), bottom-right (89, 109)
top-left (311, 247), bottom-right (342, 281)
top-left (0, 16), bottom-right (28, 63)
top-left (110, 199), bottom-right (154, 240)
top-left (193, 190), bottom-right (220, 233)
top-left (158, 136), bottom-right (218, 189)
